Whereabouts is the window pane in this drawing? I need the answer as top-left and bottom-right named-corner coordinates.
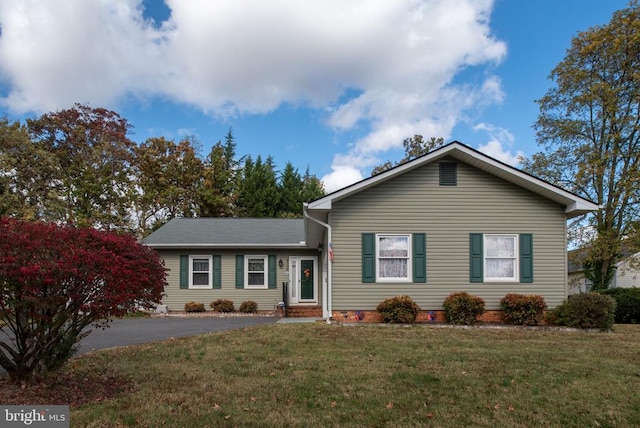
top-left (486, 236), bottom-right (515, 258)
top-left (379, 236), bottom-right (409, 257)
top-left (248, 273), bottom-right (265, 286)
top-left (192, 273), bottom-right (209, 286)
top-left (248, 259), bottom-right (264, 272)
top-left (379, 259), bottom-right (408, 278)
top-left (486, 259), bottom-right (515, 278)
top-left (193, 259), bottom-right (209, 272)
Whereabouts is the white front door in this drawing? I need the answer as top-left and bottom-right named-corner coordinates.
top-left (288, 256), bottom-right (317, 304)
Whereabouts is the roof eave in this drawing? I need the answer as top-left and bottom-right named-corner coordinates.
top-left (144, 243), bottom-right (309, 250)
top-left (565, 202), bottom-right (601, 219)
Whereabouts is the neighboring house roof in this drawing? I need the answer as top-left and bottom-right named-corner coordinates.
top-left (306, 141), bottom-right (599, 218)
top-left (569, 247), bottom-right (640, 274)
top-left (142, 217), bottom-right (305, 249)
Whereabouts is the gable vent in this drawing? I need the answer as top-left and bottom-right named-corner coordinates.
top-left (439, 162), bottom-right (457, 186)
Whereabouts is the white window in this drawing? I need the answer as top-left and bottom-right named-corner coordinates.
top-left (190, 256), bottom-right (212, 289)
top-left (484, 234), bottom-right (518, 282)
top-left (377, 234), bottom-right (411, 282)
top-left (245, 255), bottom-right (268, 289)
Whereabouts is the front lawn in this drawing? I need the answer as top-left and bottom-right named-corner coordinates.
top-left (6, 323), bottom-right (640, 427)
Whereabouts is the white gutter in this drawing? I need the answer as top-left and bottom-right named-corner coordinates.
top-left (303, 206), bottom-right (332, 324)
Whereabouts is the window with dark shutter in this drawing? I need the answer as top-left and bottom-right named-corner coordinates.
top-left (439, 162), bottom-right (457, 186)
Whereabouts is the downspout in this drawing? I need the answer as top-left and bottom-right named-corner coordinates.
top-left (304, 206), bottom-right (332, 324)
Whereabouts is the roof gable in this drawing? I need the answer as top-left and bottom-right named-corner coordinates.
top-left (307, 141), bottom-right (599, 218)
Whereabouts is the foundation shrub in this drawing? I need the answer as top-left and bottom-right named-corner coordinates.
top-left (184, 302), bottom-right (205, 313)
top-left (443, 292), bottom-right (485, 325)
top-left (210, 299), bottom-right (235, 313)
top-left (545, 292), bottom-right (616, 329)
top-left (376, 295), bottom-right (420, 324)
top-left (600, 288), bottom-right (640, 324)
top-left (500, 293), bottom-right (547, 326)
top-left (239, 300), bottom-right (258, 313)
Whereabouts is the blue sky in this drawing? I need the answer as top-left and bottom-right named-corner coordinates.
top-left (0, 0), bottom-right (629, 192)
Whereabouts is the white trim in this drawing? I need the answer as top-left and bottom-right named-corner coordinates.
top-left (244, 255), bottom-right (268, 289)
top-left (303, 208), bottom-right (332, 321)
top-left (189, 255), bottom-right (213, 289)
top-left (376, 234), bottom-right (412, 283)
top-left (289, 257), bottom-right (299, 304)
top-left (483, 234), bottom-right (518, 282)
top-left (287, 256), bottom-right (319, 304)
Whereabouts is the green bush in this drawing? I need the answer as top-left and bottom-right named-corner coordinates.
top-left (545, 292), bottom-right (616, 329)
top-left (500, 293), bottom-right (547, 326)
top-left (184, 302), bottom-right (205, 313)
top-left (600, 288), bottom-right (640, 324)
top-left (210, 299), bottom-right (235, 313)
top-left (443, 292), bottom-right (485, 325)
top-left (376, 295), bottom-right (420, 324)
top-left (239, 300), bottom-right (258, 313)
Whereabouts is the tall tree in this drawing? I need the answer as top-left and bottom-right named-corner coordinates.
top-left (301, 166), bottom-right (325, 202)
top-left (371, 136), bottom-right (445, 175)
top-left (278, 162), bottom-right (303, 216)
top-left (521, 2), bottom-right (640, 290)
top-left (197, 129), bottom-right (239, 217)
top-left (236, 155), bottom-right (279, 217)
top-left (26, 104), bottom-right (137, 230)
top-left (134, 136), bottom-right (204, 235)
top-left (0, 118), bottom-right (63, 220)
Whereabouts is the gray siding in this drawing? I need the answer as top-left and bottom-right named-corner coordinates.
top-left (159, 250), bottom-right (322, 312)
top-left (330, 158), bottom-right (568, 310)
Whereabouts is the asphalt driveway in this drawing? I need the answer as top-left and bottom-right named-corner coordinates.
top-left (77, 315), bottom-right (279, 355)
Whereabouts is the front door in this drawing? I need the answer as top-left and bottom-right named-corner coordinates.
top-left (300, 259), bottom-right (315, 300)
top-left (289, 256), bottom-right (317, 304)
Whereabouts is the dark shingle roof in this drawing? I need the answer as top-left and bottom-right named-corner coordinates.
top-left (142, 218), bottom-right (306, 248)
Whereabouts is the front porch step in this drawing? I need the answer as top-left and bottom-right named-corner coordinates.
top-left (286, 305), bottom-right (323, 318)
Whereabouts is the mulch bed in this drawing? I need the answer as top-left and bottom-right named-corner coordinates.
top-left (0, 364), bottom-right (133, 407)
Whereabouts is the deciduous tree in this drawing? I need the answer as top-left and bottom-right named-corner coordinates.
top-left (522, 2), bottom-right (640, 290)
top-left (0, 118), bottom-right (63, 220)
top-left (371, 136), bottom-right (444, 176)
top-left (134, 136), bottom-right (204, 235)
top-left (27, 104), bottom-right (137, 230)
top-left (0, 218), bottom-right (167, 381)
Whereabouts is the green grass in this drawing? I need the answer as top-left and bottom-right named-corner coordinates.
top-left (70, 323), bottom-right (640, 427)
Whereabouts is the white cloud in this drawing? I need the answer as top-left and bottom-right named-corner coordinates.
top-left (473, 123), bottom-right (524, 165)
top-left (0, 0), bottom-right (164, 112)
top-left (0, 0), bottom-right (508, 190)
top-left (322, 165), bottom-right (364, 194)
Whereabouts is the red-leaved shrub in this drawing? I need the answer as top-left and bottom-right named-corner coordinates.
top-left (500, 293), bottom-right (547, 326)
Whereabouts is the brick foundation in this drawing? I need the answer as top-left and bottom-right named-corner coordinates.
top-left (332, 309), bottom-right (507, 324)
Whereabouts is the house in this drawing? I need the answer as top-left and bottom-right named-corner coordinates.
top-left (568, 250), bottom-right (640, 294)
top-left (143, 141), bottom-right (599, 322)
